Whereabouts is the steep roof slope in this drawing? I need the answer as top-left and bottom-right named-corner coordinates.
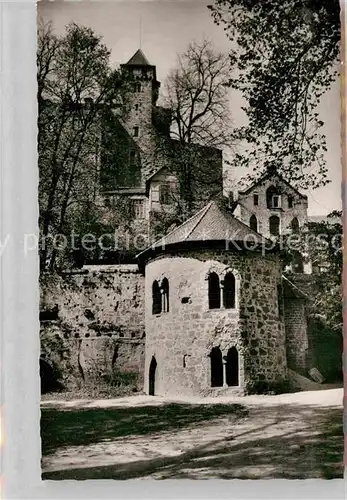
top-left (238, 169), bottom-right (307, 199)
top-left (124, 49), bottom-right (151, 66)
top-left (137, 201), bottom-right (276, 261)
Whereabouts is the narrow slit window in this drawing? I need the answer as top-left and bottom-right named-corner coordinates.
top-left (250, 214), bottom-right (258, 232)
top-left (291, 217), bottom-right (299, 233)
top-left (162, 277), bottom-right (169, 313)
top-left (269, 215), bottom-right (280, 236)
top-left (152, 280), bottom-right (161, 315)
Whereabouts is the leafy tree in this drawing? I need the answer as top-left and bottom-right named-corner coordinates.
top-left (149, 136), bottom-right (224, 236)
top-left (38, 21), bottom-right (132, 271)
top-left (306, 211), bottom-right (342, 332)
top-left (282, 210), bottom-right (342, 332)
top-left (208, 0), bottom-right (340, 189)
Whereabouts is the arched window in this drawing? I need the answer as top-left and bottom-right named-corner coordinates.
top-left (269, 215), bottom-right (280, 236)
top-left (292, 252), bottom-right (304, 273)
top-left (159, 183), bottom-right (171, 205)
top-left (148, 356), bottom-right (157, 395)
top-left (266, 186), bottom-right (281, 209)
top-left (250, 214), bottom-right (258, 232)
top-left (162, 277), bottom-right (169, 313)
top-left (223, 272), bottom-right (236, 309)
top-left (291, 217), bottom-right (299, 233)
top-left (210, 347), bottom-right (223, 387)
top-left (226, 347), bottom-right (239, 386)
top-left (277, 284), bottom-right (284, 317)
top-left (152, 280), bottom-right (162, 315)
top-left (208, 272), bottom-right (220, 309)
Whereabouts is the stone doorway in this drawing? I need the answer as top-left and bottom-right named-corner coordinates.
top-left (226, 347), bottom-right (239, 386)
top-left (148, 356), bottom-right (157, 395)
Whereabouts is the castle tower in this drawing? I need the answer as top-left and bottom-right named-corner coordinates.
top-left (137, 201), bottom-right (289, 397)
top-left (121, 49), bottom-right (161, 183)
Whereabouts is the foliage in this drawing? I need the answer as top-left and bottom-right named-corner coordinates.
top-left (149, 40), bottom-right (229, 235)
top-left (208, 0), bottom-right (340, 189)
top-left (102, 370), bottom-right (139, 388)
top-left (306, 211), bottom-right (342, 332)
top-left (246, 379), bottom-right (293, 396)
top-left (38, 21), bottom-right (132, 271)
top-left (282, 210), bottom-right (342, 332)
top-left (150, 135), bottom-right (224, 237)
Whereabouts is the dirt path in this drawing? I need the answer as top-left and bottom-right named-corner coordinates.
top-left (41, 388), bottom-right (343, 480)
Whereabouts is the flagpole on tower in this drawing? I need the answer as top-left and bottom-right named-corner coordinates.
top-left (139, 16), bottom-right (142, 49)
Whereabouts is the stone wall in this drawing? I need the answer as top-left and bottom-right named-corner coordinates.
top-left (238, 176), bottom-right (308, 238)
top-left (40, 265), bottom-right (145, 389)
top-left (144, 250), bottom-right (287, 397)
top-left (40, 258), bottom-right (314, 395)
top-left (284, 297), bottom-right (308, 374)
top-left (123, 66), bottom-right (160, 184)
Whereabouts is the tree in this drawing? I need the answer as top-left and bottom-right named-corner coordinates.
top-left (38, 21), bottom-right (132, 271)
top-left (148, 40), bottom-right (230, 234)
top-left (164, 39), bottom-right (233, 148)
top-left (306, 211), bottom-right (342, 332)
top-left (208, 0), bottom-right (340, 189)
top-left (151, 139), bottom-right (225, 236)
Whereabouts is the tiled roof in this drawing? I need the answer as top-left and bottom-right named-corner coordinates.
top-left (125, 49), bottom-right (151, 66)
top-left (137, 201), bottom-right (274, 260)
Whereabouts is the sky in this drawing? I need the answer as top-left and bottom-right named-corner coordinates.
top-left (38, 0), bottom-right (341, 216)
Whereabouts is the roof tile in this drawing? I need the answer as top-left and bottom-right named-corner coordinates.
top-left (137, 201), bottom-right (273, 259)
top-left (125, 49), bottom-right (151, 66)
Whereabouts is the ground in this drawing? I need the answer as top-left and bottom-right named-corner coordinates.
top-left (41, 388), bottom-right (343, 480)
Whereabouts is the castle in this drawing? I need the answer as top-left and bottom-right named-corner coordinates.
top-left (40, 50), bottom-right (341, 396)
top-left (99, 49), bottom-right (223, 239)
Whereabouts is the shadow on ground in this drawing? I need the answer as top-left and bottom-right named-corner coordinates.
top-left (41, 402), bottom-right (246, 455)
top-left (41, 402), bottom-right (343, 480)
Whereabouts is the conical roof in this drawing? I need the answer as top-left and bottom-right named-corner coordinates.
top-left (125, 49), bottom-right (151, 66)
top-left (137, 201), bottom-right (275, 261)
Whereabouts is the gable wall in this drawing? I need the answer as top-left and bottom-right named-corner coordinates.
top-left (238, 176), bottom-right (308, 238)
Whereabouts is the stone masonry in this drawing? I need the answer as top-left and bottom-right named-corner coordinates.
top-left (284, 296), bottom-right (308, 373)
top-left (39, 200), bottom-right (313, 396)
top-left (236, 171), bottom-right (308, 238)
top-left (40, 265), bottom-right (145, 388)
top-left (144, 250), bottom-right (287, 397)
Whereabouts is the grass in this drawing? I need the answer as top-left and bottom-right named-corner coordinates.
top-left (41, 374), bottom-right (143, 401)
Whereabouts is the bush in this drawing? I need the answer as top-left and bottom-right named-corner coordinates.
top-left (102, 370), bottom-right (138, 388)
top-left (246, 378), bottom-right (293, 395)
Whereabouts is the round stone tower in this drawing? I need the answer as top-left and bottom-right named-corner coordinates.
top-left (137, 201), bottom-right (288, 397)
